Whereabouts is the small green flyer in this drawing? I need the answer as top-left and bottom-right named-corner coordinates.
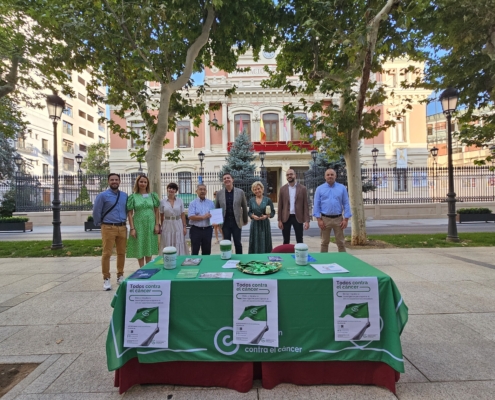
top-left (153, 257), bottom-right (164, 265)
top-left (176, 268), bottom-right (199, 279)
top-left (285, 267), bottom-right (311, 276)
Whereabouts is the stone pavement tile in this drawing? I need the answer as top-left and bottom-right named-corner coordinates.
top-left (402, 341), bottom-right (495, 381)
top-left (395, 263), bottom-right (482, 282)
top-left (479, 279), bottom-right (495, 290)
top-left (430, 281), bottom-right (495, 313)
top-left (368, 266), bottom-right (427, 282)
top-left (450, 312), bottom-right (495, 341)
top-left (49, 273), bottom-right (104, 293)
top-left (0, 325), bottom-right (25, 343)
top-left (0, 291), bottom-right (101, 325)
top-left (60, 292), bottom-right (114, 324)
top-left (1, 354), bottom-right (61, 400)
top-left (402, 314), bottom-right (487, 345)
top-left (0, 306), bottom-right (10, 313)
top-left (400, 357), bottom-right (429, 383)
top-left (44, 331), bottom-right (116, 394)
top-left (0, 292), bottom-right (39, 308)
top-left (396, 382), bottom-right (454, 399)
top-left (0, 322), bottom-right (108, 356)
top-left (15, 394), bottom-right (121, 400)
top-left (351, 254), bottom-right (396, 267)
top-left (0, 274), bottom-right (67, 293)
top-left (124, 387), bottom-right (257, 399)
top-left (0, 355), bottom-right (51, 364)
top-left (0, 293), bottom-right (23, 303)
top-left (394, 282), bottom-right (468, 315)
top-left (258, 383), bottom-right (396, 399)
top-left (21, 353), bottom-right (81, 394)
top-left (0, 275), bottom-right (31, 288)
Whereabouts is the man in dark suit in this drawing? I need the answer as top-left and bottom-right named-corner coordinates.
top-left (277, 169), bottom-right (310, 244)
top-left (215, 172), bottom-right (248, 254)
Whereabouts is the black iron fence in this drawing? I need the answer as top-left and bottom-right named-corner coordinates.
top-left (12, 171), bottom-right (268, 212)
top-left (9, 166), bottom-right (495, 213)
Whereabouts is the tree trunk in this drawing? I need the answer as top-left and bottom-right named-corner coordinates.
top-left (345, 128), bottom-right (367, 245)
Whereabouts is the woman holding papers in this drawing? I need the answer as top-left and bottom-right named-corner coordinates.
top-left (248, 181), bottom-right (275, 254)
top-left (159, 182), bottom-right (189, 255)
top-left (127, 175), bottom-right (160, 267)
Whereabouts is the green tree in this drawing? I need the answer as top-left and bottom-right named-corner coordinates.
top-left (263, 0), bottom-right (425, 244)
top-left (0, 130), bottom-right (17, 180)
top-left (416, 0), bottom-right (495, 164)
top-left (80, 143), bottom-right (110, 175)
top-left (220, 133), bottom-right (257, 178)
top-left (25, 0), bottom-right (276, 195)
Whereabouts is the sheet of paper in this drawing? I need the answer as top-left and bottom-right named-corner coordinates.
top-left (199, 272), bottom-right (233, 279)
top-left (333, 277), bottom-right (380, 341)
top-left (124, 280), bottom-right (170, 348)
top-left (310, 263), bottom-right (349, 274)
top-left (176, 268), bottom-right (199, 279)
top-left (210, 208), bottom-right (224, 225)
top-left (233, 279), bottom-right (279, 347)
top-left (285, 267), bottom-right (311, 276)
top-left (222, 260), bottom-right (240, 269)
top-left (181, 258), bottom-right (202, 266)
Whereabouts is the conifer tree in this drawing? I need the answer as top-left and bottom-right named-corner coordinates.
top-left (220, 133), bottom-right (257, 179)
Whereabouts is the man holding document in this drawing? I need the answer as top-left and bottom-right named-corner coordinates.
top-left (188, 184), bottom-right (219, 255)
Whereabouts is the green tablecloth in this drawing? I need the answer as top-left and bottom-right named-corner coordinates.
top-left (106, 253), bottom-right (408, 372)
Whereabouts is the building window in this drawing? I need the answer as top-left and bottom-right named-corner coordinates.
top-left (79, 110), bottom-right (87, 119)
top-left (129, 123), bottom-right (145, 148)
top-left (63, 121), bottom-right (73, 135)
top-left (88, 131), bottom-right (94, 139)
top-left (262, 113), bottom-right (279, 142)
top-left (78, 93), bottom-right (86, 102)
top-left (63, 105), bottom-right (73, 117)
top-left (87, 98), bottom-right (93, 106)
top-left (18, 137), bottom-right (26, 149)
top-left (98, 122), bottom-right (105, 132)
top-left (99, 136), bottom-right (105, 143)
top-left (178, 172), bottom-right (192, 193)
top-left (42, 163), bottom-right (49, 175)
top-left (63, 157), bottom-right (75, 172)
top-left (42, 139), bottom-right (50, 155)
top-left (427, 124), bottom-right (433, 135)
top-left (391, 119), bottom-right (406, 143)
top-left (98, 106), bottom-right (105, 116)
top-left (177, 121), bottom-right (191, 148)
top-left (291, 113), bottom-right (307, 141)
top-left (394, 169), bottom-right (407, 192)
top-left (234, 114), bottom-right (251, 138)
top-left (62, 140), bottom-right (74, 154)
top-left (87, 115), bottom-right (94, 123)
top-left (78, 76), bottom-right (85, 85)
top-left (79, 144), bottom-right (87, 152)
top-left (79, 127), bottom-right (87, 136)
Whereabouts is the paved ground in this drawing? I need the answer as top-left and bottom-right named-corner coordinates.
top-left (1, 233), bottom-right (495, 398)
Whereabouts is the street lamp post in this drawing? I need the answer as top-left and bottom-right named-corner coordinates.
top-left (439, 87), bottom-right (460, 242)
top-left (430, 146), bottom-right (438, 201)
top-left (259, 151), bottom-right (267, 196)
top-left (372, 147), bottom-right (378, 204)
top-left (46, 93), bottom-right (66, 250)
top-left (311, 149), bottom-right (318, 193)
top-left (75, 153), bottom-right (83, 210)
top-left (198, 151), bottom-right (205, 183)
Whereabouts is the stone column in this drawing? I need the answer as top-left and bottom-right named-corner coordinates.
top-left (222, 102), bottom-right (228, 151)
top-left (204, 108), bottom-right (211, 152)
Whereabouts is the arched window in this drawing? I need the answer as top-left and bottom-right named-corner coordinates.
top-left (177, 121), bottom-right (191, 148)
top-left (234, 114), bottom-right (251, 138)
top-left (262, 113), bottom-right (279, 142)
top-left (291, 113), bottom-right (307, 141)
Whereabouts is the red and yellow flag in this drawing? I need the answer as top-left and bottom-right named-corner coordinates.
top-left (260, 118), bottom-right (266, 145)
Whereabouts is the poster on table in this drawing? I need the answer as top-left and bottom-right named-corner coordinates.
top-left (124, 280), bottom-right (171, 348)
top-left (233, 279), bottom-right (278, 347)
top-left (333, 277), bottom-right (380, 341)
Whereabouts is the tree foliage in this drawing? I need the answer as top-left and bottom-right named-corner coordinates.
top-left (24, 0), bottom-right (276, 195)
top-left (263, 0), bottom-right (425, 244)
top-left (80, 143), bottom-right (110, 175)
top-left (0, 130), bottom-right (17, 180)
top-left (416, 0), bottom-right (495, 164)
top-left (220, 133), bottom-right (257, 178)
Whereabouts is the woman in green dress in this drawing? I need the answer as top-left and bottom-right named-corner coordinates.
top-left (248, 181), bottom-right (275, 254)
top-left (127, 175), bottom-right (160, 267)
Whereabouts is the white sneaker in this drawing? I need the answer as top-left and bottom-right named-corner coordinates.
top-left (117, 276), bottom-right (124, 285)
top-left (103, 278), bottom-right (111, 291)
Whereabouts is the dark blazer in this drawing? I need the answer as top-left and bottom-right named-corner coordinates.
top-left (215, 187), bottom-right (248, 229)
top-left (277, 183), bottom-right (310, 224)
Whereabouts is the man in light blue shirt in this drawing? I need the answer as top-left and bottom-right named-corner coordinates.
top-left (93, 173), bottom-right (128, 290)
top-left (313, 168), bottom-right (352, 252)
top-left (188, 184), bottom-right (215, 255)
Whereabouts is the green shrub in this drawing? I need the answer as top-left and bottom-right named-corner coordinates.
top-left (87, 215), bottom-right (94, 222)
top-left (457, 207), bottom-right (492, 214)
top-left (0, 216), bottom-right (29, 223)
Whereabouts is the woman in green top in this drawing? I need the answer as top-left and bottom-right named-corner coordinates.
top-left (127, 175), bottom-right (160, 267)
top-left (248, 181), bottom-right (275, 254)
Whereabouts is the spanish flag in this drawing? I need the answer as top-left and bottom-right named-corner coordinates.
top-left (260, 118), bottom-right (266, 145)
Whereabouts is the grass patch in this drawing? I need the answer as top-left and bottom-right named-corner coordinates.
top-left (0, 240), bottom-right (103, 258)
top-left (367, 232), bottom-right (495, 248)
